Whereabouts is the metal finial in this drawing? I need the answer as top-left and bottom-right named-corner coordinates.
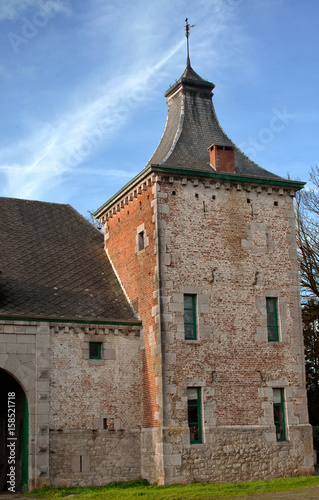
top-left (185, 18), bottom-right (195, 66)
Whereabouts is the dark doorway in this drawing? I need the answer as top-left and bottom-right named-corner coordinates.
top-left (0, 370), bottom-right (28, 492)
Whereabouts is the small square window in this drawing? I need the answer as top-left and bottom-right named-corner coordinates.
top-left (184, 294), bottom-right (197, 340)
top-left (266, 297), bottom-right (279, 341)
top-left (273, 388), bottom-right (286, 441)
top-left (138, 231), bottom-right (145, 251)
top-left (89, 342), bottom-right (102, 360)
top-left (187, 387), bottom-right (202, 444)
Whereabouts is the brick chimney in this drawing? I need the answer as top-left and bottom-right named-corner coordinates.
top-left (209, 144), bottom-right (236, 173)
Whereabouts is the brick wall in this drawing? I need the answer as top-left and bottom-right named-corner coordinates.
top-left (49, 324), bottom-right (141, 431)
top-left (97, 169), bottom-right (313, 484)
top-left (155, 173), bottom-right (313, 482)
top-left (0, 320), bottom-right (142, 489)
top-left (104, 183), bottom-right (160, 430)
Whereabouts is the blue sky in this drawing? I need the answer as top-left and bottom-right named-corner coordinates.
top-left (0, 0), bottom-right (319, 217)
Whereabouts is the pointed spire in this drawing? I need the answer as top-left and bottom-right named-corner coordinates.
top-left (185, 18), bottom-right (195, 67)
top-left (147, 61), bottom-right (282, 180)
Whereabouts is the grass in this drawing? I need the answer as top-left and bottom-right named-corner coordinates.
top-left (25, 476), bottom-right (319, 500)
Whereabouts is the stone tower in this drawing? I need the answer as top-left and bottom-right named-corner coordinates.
top-left (95, 62), bottom-right (313, 484)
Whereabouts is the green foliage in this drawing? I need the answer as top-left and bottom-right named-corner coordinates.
top-left (25, 476), bottom-right (319, 500)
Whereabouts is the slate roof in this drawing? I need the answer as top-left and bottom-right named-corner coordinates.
top-left (0, 198), bottom-right (137, 323)
top-left (147, 64), bottom-right (283, 181)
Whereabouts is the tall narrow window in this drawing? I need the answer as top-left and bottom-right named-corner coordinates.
top-left (184, 294), bottom-right (197, 340)
top-left (187, 388), bottom-right (202, 444)
top-left (266, 297), bottom-right (279, 341)
top-left (138, 230), bottom-right (145, 251)
top-left (273, 388), bottom-right (286, 441)
top-left (89, 342), bottom-right (102, 360)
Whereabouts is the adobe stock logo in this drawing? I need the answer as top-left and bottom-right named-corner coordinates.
top-left (7, 0), bottom-right (70, 54)
top-left (238, 107), bottom-right (296, 161)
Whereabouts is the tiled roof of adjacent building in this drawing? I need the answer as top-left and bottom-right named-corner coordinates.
top-left (0, 198), bottom-right (137, 323)
top-left (147, 63), bottom-right (283, 181)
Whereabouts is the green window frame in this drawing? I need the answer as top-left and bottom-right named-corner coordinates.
top-left (273, 388), bottom-right (286, 441)
top-left (184, 294), bottom-right (197, 340)
top-left (266, 297), bottom-right (279, 341)
top-left (89, 342), bottom-right (102, 360)
top-left (187, 387), bottom-right (202, 444)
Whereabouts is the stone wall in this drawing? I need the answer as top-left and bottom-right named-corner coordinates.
top-left (50, 429), bottom-right (141, 487)
top-left (0, 320), bottom-right (50, 490)
top-left (0, 319), bottom-right (143, 489)
top-left (155, 173), bottom-right (313, 482)
top-left (48, 322), bottom-right (142, 485)
top-left (162, 425), bottom-right (313, 484)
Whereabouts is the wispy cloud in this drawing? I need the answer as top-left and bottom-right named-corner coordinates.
top-left (0, 0), bottom-right (248, 203)
top-left (0, 39), bottom-right (184, 199)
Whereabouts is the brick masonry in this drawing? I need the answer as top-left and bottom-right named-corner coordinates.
top-left (0, 169), bottom-right (313, 488)
top-left (0, 320), bottom-right (142, 489)
top-left (155, 173), bottom-right (313, 482)
top-left (104, 175), bottom-right (165, 483)
top-left (99, 169), bottom-right (313, 484)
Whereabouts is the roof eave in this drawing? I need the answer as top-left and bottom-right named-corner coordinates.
top-left (150, 165), bottom-right (305, 189)
top-left (164, 78), bottom-right (215, 98)
top-left (94, 164), bottom-right (305, 218)
top-left (0, 313), bottom-right (141, 326)
top-left (94, 165), bottom-right (153, 217)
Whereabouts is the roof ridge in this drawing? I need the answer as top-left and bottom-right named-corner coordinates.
top-left (0, 196), bottom-right (70, 208)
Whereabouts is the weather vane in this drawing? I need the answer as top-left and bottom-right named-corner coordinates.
top-left (185, 18), bottom-right (195, 66)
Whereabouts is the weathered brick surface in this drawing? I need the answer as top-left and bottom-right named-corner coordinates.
top-left (97, 171), bottom-right (313, 485)
top-left (104, 182), bottom-right (160, 430)
top-left (103, 178), bottom-right (166, 483)
top-left (0, 320), bottom-right (142, 489)
top-left (155, 174), bottom-right (313, 482)
top-left (49, 325), bottom-right (141, 431)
